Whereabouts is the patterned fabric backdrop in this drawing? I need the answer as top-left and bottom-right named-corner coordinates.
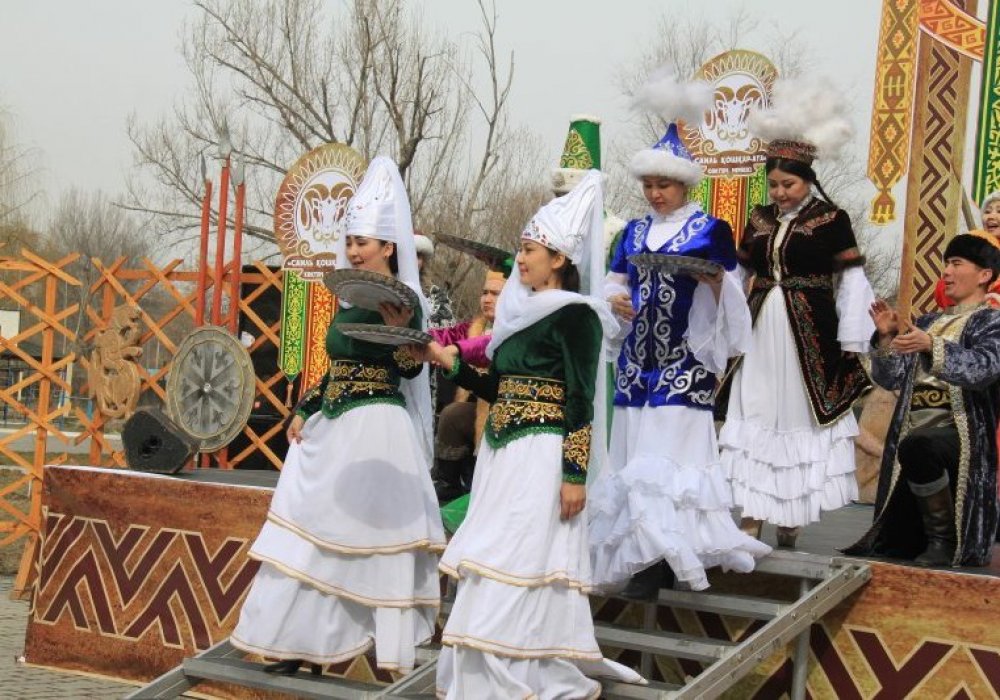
top-left (24, 466), bottom-right (396, 695)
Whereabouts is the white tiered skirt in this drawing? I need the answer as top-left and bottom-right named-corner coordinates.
top-left (436, 432), bottom-right (644, 699)
top-left (230, 404), bottom-right (446, 672)
top-left (589, 405), bottom-right (771, 592)
top-left (720, 288), bottom-right (860, 528)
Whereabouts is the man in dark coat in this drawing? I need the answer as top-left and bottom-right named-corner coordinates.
top-left (845, 234), bottom-right (1000, 567)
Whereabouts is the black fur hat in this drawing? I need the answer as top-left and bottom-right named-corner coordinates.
top-left (943, 233), bottom-right (1000, 274)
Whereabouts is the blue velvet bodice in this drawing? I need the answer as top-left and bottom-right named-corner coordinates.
top-left (609, 211), bottom-right (736, 410)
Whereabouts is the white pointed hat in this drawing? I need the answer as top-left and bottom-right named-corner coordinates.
top-left (341, 156), bottom-right (424, 306)
top-left (522, 169), bottom-right (602, 265)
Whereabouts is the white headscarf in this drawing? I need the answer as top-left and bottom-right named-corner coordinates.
top-left (342, 156), bottom-right (433, 464)
top-left (488, 169), bottom-right (618, 483)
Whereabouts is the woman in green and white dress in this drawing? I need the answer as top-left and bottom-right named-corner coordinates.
top-left (421, 171), bottom-right (644, 699)
top-left (230, 157), bottom-right (444, 674)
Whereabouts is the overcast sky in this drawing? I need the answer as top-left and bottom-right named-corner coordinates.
top-left (0, 0), bottom-right (989, 250)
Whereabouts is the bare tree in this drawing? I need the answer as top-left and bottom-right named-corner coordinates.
top-left (410, 0), bottom-right (547, 316)
top-left (420, 127), bottom-right (549, 317)
top-left (0, 108), bottom-right (44, 331)
top-left (0, 108), bottom-right (41, 247)
top-left (121, 0), bottom-right (541, 276)
top-left (43, 190), bottom-right (157, 361)
top-left (0, 220), bottom-right (42, 258)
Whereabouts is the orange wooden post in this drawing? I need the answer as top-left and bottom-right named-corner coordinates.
top-left (220, 180), bottom-right (242, 469)
top-left (211, 126), bottom-right (233, 328)
top-left (196, 160), bottom-right (215, 470)
top-left (229, 159), bottom-right (245, 336)
top-left (12, 272), bottom-right (58, 597)
top-left (211, 157), bottom-right (230, 327)
top-left (196, 156), bottom-right (213, 327)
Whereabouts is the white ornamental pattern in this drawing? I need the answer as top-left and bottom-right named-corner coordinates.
top-left (616, 214), bottom-right (715, 407)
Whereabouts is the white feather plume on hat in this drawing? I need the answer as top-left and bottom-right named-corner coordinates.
top-left (628, 68), bottom-right (712, 184)
top-left (414, 232), bottom-right (434, 257)
top-left (631, 68), bottom-right (713, 124)
top-left (749, 77), bottom-right (853, 161)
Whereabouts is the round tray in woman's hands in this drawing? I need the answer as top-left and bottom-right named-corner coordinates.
top-left (337, 323), bottom-right (432, 346)
top-left (323, 269), bottom-right (419, 311)
top-left (628, 253), bottom-right (723, 277)
top-left (435, 233), bottom-right (511, 269)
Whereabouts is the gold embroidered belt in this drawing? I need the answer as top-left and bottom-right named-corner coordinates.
top-left (753, 275), bottom-right (833, 291)
top-left (487, 376), bottom-right (565, 441)
top-left (911, 387), bottom-right (950, 411)
top-left (325, 360), bottom-right (397, 405)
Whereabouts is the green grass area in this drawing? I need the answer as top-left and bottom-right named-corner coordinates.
top-left (0, 447), bottom-right (37, 465)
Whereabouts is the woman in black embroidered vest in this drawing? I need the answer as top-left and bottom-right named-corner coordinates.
top-left (419, 171), bottom-right (643, 698)
top-left (717, 79), bottom-right (875, 549)
top-left (230, 157), bottom-right (444, 675)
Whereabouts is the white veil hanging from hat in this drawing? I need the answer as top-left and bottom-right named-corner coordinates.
top-left (487, 170), bottom-right (618, 483)
top-left (343, 156), bottom-right (434, 464)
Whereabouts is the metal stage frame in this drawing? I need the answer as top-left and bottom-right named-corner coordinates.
top-left (126, 551), bottom-right (871, 700)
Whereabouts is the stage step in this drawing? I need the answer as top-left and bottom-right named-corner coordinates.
top-left (595, 623), bottom-right (735, 662)
top-left (127, 552), bottom-right (870, 699)
top-left (123, 639), bottom-right (438, 699)
top-left (182, 657), bottom-right (384, 699)
top-left (379, 656), bottom-right (438, 698)
top-left (603, 679), bottom-right (683, 698)
top-left (601, 552), bottom-right (872, 700)
top-left (653, 588), bottom-right (785, 620)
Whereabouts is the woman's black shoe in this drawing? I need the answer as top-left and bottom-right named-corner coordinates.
top-left (621, 561), bottom-right (671, 601)
top-left (262, 659), bottom-right (303, 675)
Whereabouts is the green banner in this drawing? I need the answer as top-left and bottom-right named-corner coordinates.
top-left (747, 164), bottom-right (767, 218)
top-left (693, 177), bottom-right (712, 212)
top-left (973, 3), bottom-right (1000, 203)
top-left (278, 270), bottom-right (307, 379)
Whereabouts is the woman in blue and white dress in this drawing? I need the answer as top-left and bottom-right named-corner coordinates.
top-left (589, 76), bottom-right (770, 598)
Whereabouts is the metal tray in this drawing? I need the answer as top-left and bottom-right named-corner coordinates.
top-left (323, 269), bottom-right (419, 311)
top-left (336, 323), bottom-right (432, 347)
top-left (435, 233), bottom-right (511, 268)
top-left (628, 253), bottom-right (723, 277)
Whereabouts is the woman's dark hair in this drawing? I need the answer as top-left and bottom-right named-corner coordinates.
top-left (765, 156), bottom-right (836, 207)
top-left (378, 240), bottom-right (399, 275)
top-left (546, 249), bottom-right (580, 292)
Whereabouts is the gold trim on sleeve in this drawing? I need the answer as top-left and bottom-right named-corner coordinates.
top-left (393, 346), bottom-right (420, 372)
top-left (562, 425), bottom-right (592, 478)
top-left (931, 336), bottom-right (946, 374)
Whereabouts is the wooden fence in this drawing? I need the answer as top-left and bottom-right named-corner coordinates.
top-left (0, 250), bottom-right (291, 596)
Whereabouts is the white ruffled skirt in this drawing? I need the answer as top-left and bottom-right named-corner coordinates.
top-left (437, 432), bottom-right (643, 699)
top-left (230, 404), bottom-right (445, 672)
top-left (588, 405), bottom-right (771, 592)
top-left (721, 289), bottom-right (860, 528)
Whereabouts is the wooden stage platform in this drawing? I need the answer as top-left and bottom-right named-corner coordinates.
top-left (20, 465), bottom-right (1000, 698)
